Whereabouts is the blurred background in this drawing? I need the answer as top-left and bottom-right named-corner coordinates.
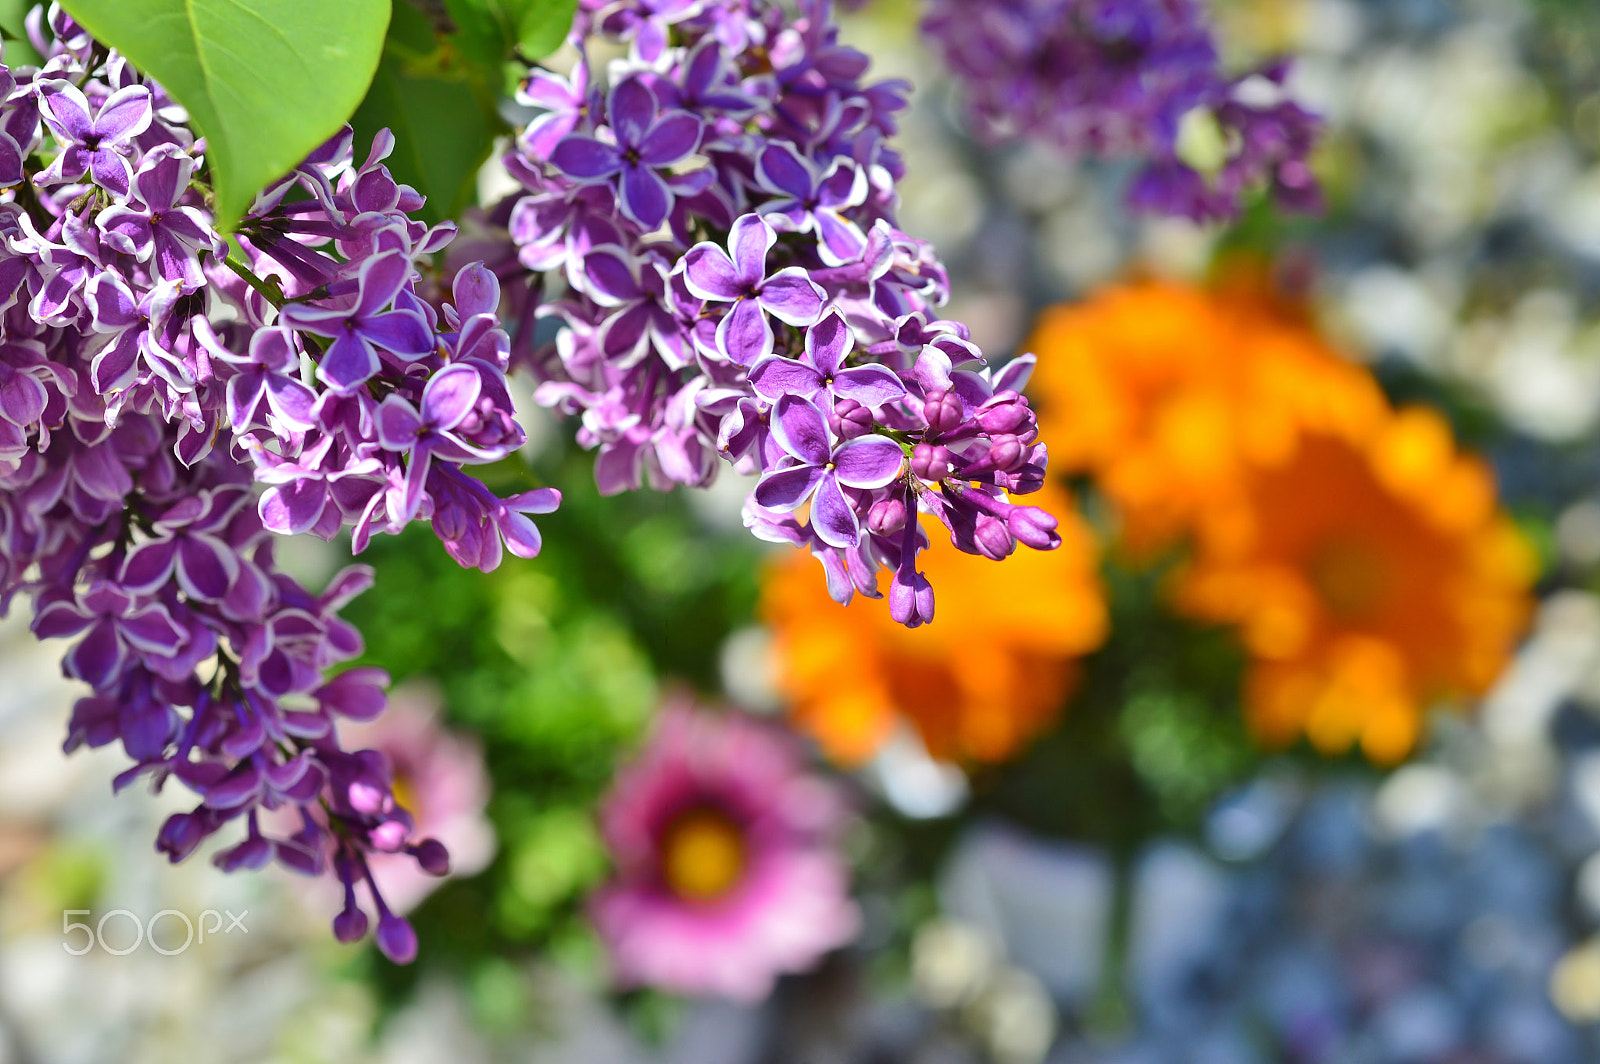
top-left (9, 0), bottom-right (1600, 1060)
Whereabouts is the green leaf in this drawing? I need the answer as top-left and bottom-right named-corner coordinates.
top-left (57, 0), bottom-right (391, 231)
top-left (509, 0), bottom-right (575, 59)
top-left (0, 0), bottom-right (43, 66)
top-left (350, 1), bottom-right (502, 224)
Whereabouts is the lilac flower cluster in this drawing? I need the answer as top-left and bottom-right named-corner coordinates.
top-left (0, 6), bottom-right (559, 962)
top-left (920, 0), bottom-right (1322, 221)
top-left (499, 0), bottom-right (1060, 627)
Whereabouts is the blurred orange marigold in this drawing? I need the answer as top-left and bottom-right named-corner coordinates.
top-left (1025, 279), bottom-right (1536, 763)
top-left (762, 488), bottom-right (1107, 765)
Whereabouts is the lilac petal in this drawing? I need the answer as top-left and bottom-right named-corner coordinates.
top-left (422, 364), bottom-right (482, 429)
top-left (135, 146), bottom-right (191, 209)
top-left (832, 364), bottom-right (907, 408)
top-left (317, 332), bottom-right (380, 392)
top-left (96, 205), bottom-right (154, 257)
top-left (452, 261), bottom-right (500, 318)
top-left (716, 295), bottom-right (772, 366)
top-left (810, 472), bottom-right (860, 549)
top-left (747, 355), bottom-right (824, 402)
top-left (758, 268), bottom-right (826, 326)
top-left (753, 463), bottom-right (824, 511)
top-left (92, 85), bottom-right (154, 144)
top-left (833, 435), bottom-right (905, 488)
top-left (637, 111), bottom-right (702, 166)
top-left (32, 600), bottom-right (94, 640)
top-left (550, 135), bottom-right (623, 180)
top-left (496, 510), bottom-right (543, 559)
top-left (770, 393), bottom-right (832, 465)
top-left (38, 81), bottom-right (93, 141)
top-left (0, 371), bottom-right (47, 426)
top-left (89, 332), bottom-right (142, 395)
top-left (599, 303), bottom-right (651, 363)
top-left (265, 376), bottom-right (317, 429)
top-left (119, 538), bottom-right (178, 593)
top-left (757, 141), bottom-right (814, 200)
top-left (582, 246), bottom-right (643, 305)
top-left (68, 620), bottom-right (125, 689)
top-left (619, 164), bottom-right (671, 230)
top-left (360, 309), bottom-right (435, 358)
top-left (992, 353), bottom-right (1036, 394)
top-left (176, 534), bottom-right (239, 601)
top-left (814, 208), bottom-right (868, 267)
top-left (377, 395), bottom-right (424, 450)
top-left (681, 242), bottom-right (745, 301)
top-left (260, 479), bottom-right (329, 535)
top-left (354, 250), bottom-right (413, 318)
top-left (225, 372), bottom-right (267, 429)
top-left (86, 272), bottom-right (140, 330)
top-left (119, 605), bottom-right (186, 654)
top-left (608, 77), bottom-right (658, 149)
top-left (805, 311), bottom-right (851, 377)
top-left (90, 150), bottom-right (133, 198)
top-left (726, 214), bottom-right (773, 286)
top-left (396, 445), bottom-right (434, 522)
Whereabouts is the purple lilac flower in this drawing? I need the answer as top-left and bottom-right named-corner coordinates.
top-left (0, 18), bottom-right (563, 966)
top-left (920, 0), bottom-right (1323, 221)
top-left (500, 0), bottom-right (1062, 627)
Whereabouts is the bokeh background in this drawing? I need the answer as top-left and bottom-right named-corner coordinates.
top-left (8, 0), bottom-right (1600, 1061)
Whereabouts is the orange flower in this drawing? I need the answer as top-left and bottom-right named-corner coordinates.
top-left (762, 487), bottom-right (1107, 765)
top-left (1026, 280), bottom-right (1536, 763)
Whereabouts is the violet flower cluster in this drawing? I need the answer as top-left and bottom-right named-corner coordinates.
top-left (0, 6), bottom-right (558, 962)
top-left (920, 0), bottom-right (1322, 221)
top-left (498, 0), bottom-right (1061, 627)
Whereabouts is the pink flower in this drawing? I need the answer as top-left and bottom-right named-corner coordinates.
top-left (590, 700), bottom-right (860, 1001)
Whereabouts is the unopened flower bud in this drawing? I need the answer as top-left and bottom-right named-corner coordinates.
top-left (376, 912), bottom-right (419, 964)
top-left (868, 496), bottom-right (908, 536)
top-left (912, 443), bottom-right (953, 481)
top-left (1008, 504), bottom-right (1061, 551)
top-left (922, 389), bottom-right (964, 435)
top-left (890, 566), bottom-right (935, 627)
top-left (156, 812), bottom-right (207, 863)
top-left (977, 391), bottom-right (1031, 435)
top-left (410, 838), bottom-right (451, 876)
top-left (973, 514), bottom-right (1014, 560)
top-left (830, 397), bottom-right (873, 439)
top-left (333, 905), bottom-right (369, 943)
top-left (987, 434), bottom-right (1023, 470)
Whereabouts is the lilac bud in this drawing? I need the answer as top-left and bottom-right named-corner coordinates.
top-left (369, 819), bottom-right (408, 853)
top-left (922, 389), bottom-right (964, 435)
top-left (973, 514), bottom-right (1015, 560)
top-left (867, 496), bottom-right (908, 536)
top-left (912, 443), bottom-right (953, 482)
top-left (213, 833), bottom-right (272, 872)
top-left (1008, 505), bottom-right (1061, 551)
top-left (156, 812), bottom-right (207, 863)
top-left (376, 912), bottom-right (419, 964)
top-left (333, 905), bottom-right (369, 944)
top-left (977, 391), bottom-right (1032, 435)
top-left (889, 567), bottom-right (935, 628)
top-left (410, 838), bottom-right (451, 876)
top-left (829, 398), bottom-right (873, 440)
top-left (986, 434), bottom-right (1023, 471)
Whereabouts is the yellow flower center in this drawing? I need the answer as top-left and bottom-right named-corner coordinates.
top-left (1308, 536), bottom-right (1388, 621)
top-left (659, 807), bottom-right (747, 903)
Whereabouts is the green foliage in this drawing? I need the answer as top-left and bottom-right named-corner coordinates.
top-left (59, 0), bottom-right (390, 232)
top-left (0, 0), bottom-right (43, 65)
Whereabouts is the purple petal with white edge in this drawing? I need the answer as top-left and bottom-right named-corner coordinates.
top-left (354, 250), bottom-right (413, 318)
top-left (176, 534), bottom-right (239, 601)
top-left (96, 205), bottom-right (153, 257)
top-left (747, 355), bottom-right (824, 402)
top-left (505, 487), bottom-right (562, 514)
top-left (422, 364), bottom-right (483, 429)
top-left (581, 246), bottom-right (642, 305)
top-left (608, 77), bottom-right (658, 149)
top-left (86, 272), bottom-right (140, 330)
top-left (992, 352), bottom-right (1036, 394)
top-left (758, 268), bottom-right (826, 326)
top-left (134, 145), bottom-right (192, 209)
top-left (225, 373), bottom-right (267, 429)
top-left (805, 310), bottom-right (851, 377)
top-left (32, 600), bottom-right (94, 640)
top-left (37, 80), bottom-right (94, 141)
top-left (89, 332), bottom-right (141, 395)
top-left (377, 395), bottom-right (424, 450)
top-left (68, 620), bottom-right (125, 690)
top-left (119, 538), bottom-right (179, 593)
top-left (637, 111), bottom-right (702, 167)
top-left (550, 135), bottom-right (623, 180)
top-left (92, 85), bottom-right (154, 144)
top-left (360, 309), bottom-right (434, 358)
top-left (452, 261), bottom-right (500, 319)
top-left (814, 208), bottom-right (868, 267)
top-left (769, 393), bottom-right (833, 465)
top-left (249, 326), bottom-right (300, 371)
top-left (753, 463), bottom-right (824, 511)
top-left (266, 376), bottom-right (317, 430)
top-left (681, 242), bottom-right (744, 301)
top-left (89, 149), bottom-right (133, 198)
top-left (395, 446), bottom-right (434, 523)
top-left (317, 332), bottom-right (380, 392)
top-left (119, 605), bottom-right (186, 654)
top-left (260, 479), bottom-right (328, 535)
top-left (726, 214), bottom-right (774, 287)
top-left (619, 165), bottom-right (671, 230)
top-left (715, 296), bottom-right (772, 366)
top-left (756, 141), bottom-right (815, 200)
top-left (833, 364), bottom-right (907, 407)
top-left (0, 371), bottom-right (47, 426)
top-left (833, 435), bottom-right (905, 488)
top-left (809, 472), bottom-right (860, 549)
